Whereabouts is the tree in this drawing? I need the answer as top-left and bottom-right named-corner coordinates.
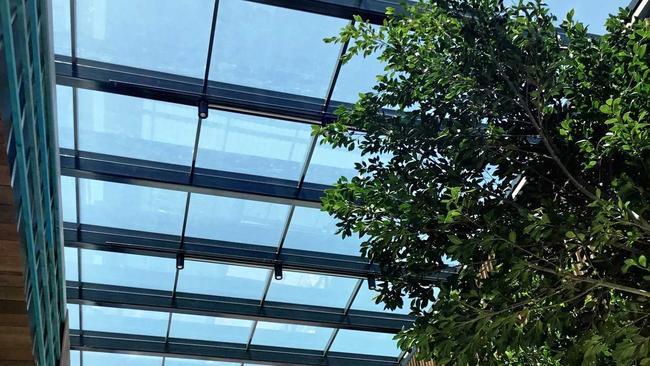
top-left (317, 1), bottom-right (650, 364)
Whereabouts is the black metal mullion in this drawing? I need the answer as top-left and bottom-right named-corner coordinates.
top-left (69, 0), bottom-right (76, 63)
top-left (323, 279), bottom-right (363, 355)
top-left (201, 0), bottom-right (220, 94)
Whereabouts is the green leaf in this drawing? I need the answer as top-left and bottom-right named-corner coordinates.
top-left (508, 231), bottom-right (516, 242)
top-left (639, 255), bottom-right (647, 268)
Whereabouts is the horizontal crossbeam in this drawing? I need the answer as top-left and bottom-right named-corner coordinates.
top-left (67, 281), bottom-right (412, 333)
top-left (70, 330), bottom-right (400, 366)
top-left (60, 149), bottom-right (324, 208)
top-left (64, 223), bottom-right (455, 282)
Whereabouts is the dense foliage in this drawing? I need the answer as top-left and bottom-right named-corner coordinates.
top-left (317, 1), bottom-right (650, 364)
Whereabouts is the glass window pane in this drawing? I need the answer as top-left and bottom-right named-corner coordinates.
top-left (508, 0), bottom-right (628, 35)
top-left (56, 85), bottom-right (73, 149)
top-left (82, 305), bottom-right (169, 336)
top-left (169, 313), bottom-right (252, 343)
top-left (283, 206), bottom-right (361, 256)
top-left (351, 281), bottom-right (411, 315)
top-left (209, 0), bottom-right (346, 98)
top-left (331, 26), bottom-right (384, 104)
top-left (176, 260), bottom-right (269, 300)
top-left (195, 110), bottom-right (312, 180)
top-left (76, 0), bottom-right (214, 78)
top-left (303, 137), bottom-right (359, 185)
top-left (78, 179), bottom-right (186, 235)
top-left (67, 303), bottom-right (80, 329)
top-left (265, 270), bottom-right (358, 309)
top-left (52, 0), bottom-right (71, 56)
top-left (252, 322), bottom-right (333, 351)
top-left (81, 249), bottom-right (176, 291)
top-left (330, 330), bottom-right (400, 357)
top-left (165, 358), bottom-right (239, 366)
top-left (60, 175), bottom-right (76, 223)
top-left (70, 351), bottom-right (80, 366)
top-left (83, 352), bottom-right (162, 366)
top-left (64, 247), bottom-right (78, 282)
top-left (185, 194), bottom-right (290, 247)
top-left (77, 89), bottom-right (198, 166)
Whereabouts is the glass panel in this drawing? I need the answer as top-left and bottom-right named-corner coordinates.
top-left (70, 351), bottom-right (80, 366)
top-left (76, 0), bottom-right (214, 78)
top-left (60, 175), bottom-right (76, 223)
top-left (195, 110), bottom-right (312, 180)
top-left (82, 305), bottom-right (169, 336)
top-left (165, 358), bottom-right (240, 366)
top-left (252, 322), bottom-right (333, 350)
top-left (282, 206), bottom-right (362, 256)
top-left (331, 26), bottom-right (384, 104)
top-left (508, 0), bottom-right (628, 35)
top-left (77, 89), bottom-right (198, 166)
top-left (83, 352), bottom-right (162, 366)
top-left (265, 270), bottom-right (358, 309)
top-left (330, 329), bottom-right (400, 357)
top-left (64, 247), bottom-right (78, 281)
top-left (185, 193), bottom-right (290, 247)
top-left (351, 281), bottom-right (411, 315)
top-left (303, 137), bottom-right (359, 185)
top-left (209, 0), bottom-right (346, 98)
top-left (67, 303), bottom-right (80, 329)
top-left (169, 313), bottom-right (252, 343)
top-left (176, 260), bottom-right (269, 300)
top-left (52, 0), bottom-right (71, 56)
top-left (78, 179), bottom-right (186, 235)
top-left (55, 85), bottom-right (74, 149)
top-left (81, 249), bottom-right (176, 291)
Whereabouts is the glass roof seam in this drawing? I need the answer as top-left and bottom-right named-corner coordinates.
top-left (245, 320), bottom-right (258, 350)
top-left (201, 0), bottom-right (220, 94)
top-left (69, 0), bottom-right (76, 62)
top-left (322, 278), bottom-right (363, 356)
top-left (321, 19), bottom-right (354, 112)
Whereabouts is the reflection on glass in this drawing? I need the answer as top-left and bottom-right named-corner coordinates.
top-left (52, 0), bottom-right (71, 55)
top-left (82, 305), bottom-right (169, 336)
top-left (81, 249), bottom-right (176, 291)
top-left (196, 110), bottom-right (312, 180)
top-left (56, 85), bottom-right (74, 149)
top-left (67, 303), bottom-right (80, 329)
top-left (83, 351), bottom-right (162, 366)
top-left (508, 0), bottom-right (628, 35)
top-left (64, 247), bottom-right (78, 281)
top-left (76, 0), bottom-right (213, 78)
top-left (185, 193), bottom-right (290, 247)
top-left (330, 329), bottom-right (401, 357)
top-left (169, 313), bottom-right (252, 343)
top-left (176, 260), bottom-right (269, 300)
top-left (77, 89), bottom-right (197, 166)
top-left (252, 322), bottom-right (333, 350)
top-left (70, 351), bottom-right (80, 366)
top-left (265, 270), bottom-right (358, 308)
top-left (60, 176), bottom-right (76, 223)
top-left (303, 137), bottom-right (360, 185)
top-left (331, 26), bottom-right (385, 103)
top-left (283, 206), bottom-right (362, 256)
top-left (351, 281), bottom-right (411, 315)
top-left (209, 0), bottom-right (346, 98)
top-left (78, 179), bottom-right (186, 235)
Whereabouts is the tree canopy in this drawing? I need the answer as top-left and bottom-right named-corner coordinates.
top-left (317, 1), bottom-right (650, 364)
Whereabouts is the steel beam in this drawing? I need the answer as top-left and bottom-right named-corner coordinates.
top-left (60, 149), bottom-right (324, 208)
top-left (70, 330), bottom-right (399, 366)
top-left (67, 282), bottom-right (412, 333)
top-left (64, 223), bottom-right (455, 282)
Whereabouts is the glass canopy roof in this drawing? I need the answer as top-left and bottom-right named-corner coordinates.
top-left (51, 0), bottom-right (633, 364)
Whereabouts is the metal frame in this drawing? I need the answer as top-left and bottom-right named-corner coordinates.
top-left (67, 281), bottom-right (412, 333)
top-left (64, 222), bottom-right (455, 281)
top-left (70, 330), bottom-right (399, 366)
